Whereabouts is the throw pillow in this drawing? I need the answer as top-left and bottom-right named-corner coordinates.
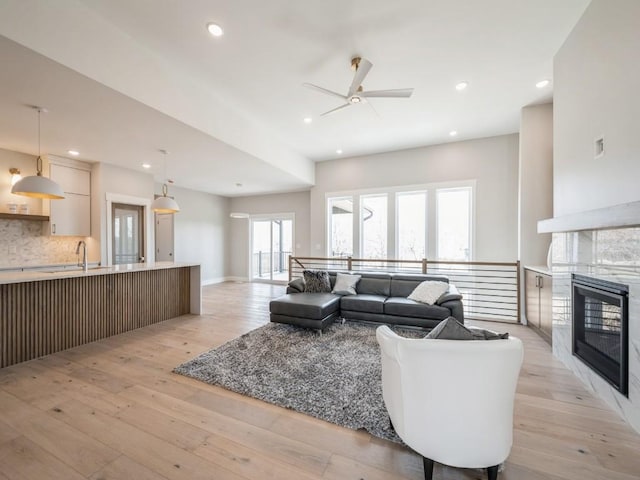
top-left (425, 317), bottom-right (510, 340)
top-left (468, 326), bottom-right (509, 340)
top-left (303, 269), bottom-right (331, 293)
top-left (425, 317), bottom-right (475, 340)
top-left (408, 281), bottom-right (449, 305)
top-left (332, 273), bottom-right (362, 295)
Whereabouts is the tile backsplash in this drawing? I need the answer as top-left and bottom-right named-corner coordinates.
top-left (0, 218), bottom-right (84, 268)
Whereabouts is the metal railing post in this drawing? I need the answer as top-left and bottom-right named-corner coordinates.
top-left (516, 260), bottom-right (521, 324)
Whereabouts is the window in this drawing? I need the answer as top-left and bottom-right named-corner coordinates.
top-left (436, 187), bottom-right (471, 261)
top-left (328, 196), bottom-right (353, 257)
top-left (361, 194), bottom-right (387, 259)
top-left (397, 192), bottom-right (426, 260)
top-left (327, 182), bottom-right (474, 260)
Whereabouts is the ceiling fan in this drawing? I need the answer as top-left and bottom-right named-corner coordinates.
top-left (303, 57), bottom-right (414, 117)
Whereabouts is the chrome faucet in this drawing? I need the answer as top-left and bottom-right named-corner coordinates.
top-left (76, 240), bottom-right (88, 272)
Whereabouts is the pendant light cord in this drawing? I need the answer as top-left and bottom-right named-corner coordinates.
top-left (36, 108), bottom-right (43, 176)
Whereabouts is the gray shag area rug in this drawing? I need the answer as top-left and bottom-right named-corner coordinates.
top-left (173, 321), bottom-right (423, 443)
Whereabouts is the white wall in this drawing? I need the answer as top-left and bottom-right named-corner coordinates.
top-left (0, 147), bottom-right (44, 215)
top-left (310, 134), bottom-right (520, 262)
top-left (553, 0), bottom-right (640, 217)
top-left (228, 191), bottom-right (311, 279)
top-left (519, 103), bottom-right (553, 268)
top-left (164, 184), bottom-right (229, 284)
top-left (92, 162), bottom-right (155, 264)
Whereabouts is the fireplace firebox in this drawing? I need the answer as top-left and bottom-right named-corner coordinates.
top-left (572, 274), bottom-right (629, 396)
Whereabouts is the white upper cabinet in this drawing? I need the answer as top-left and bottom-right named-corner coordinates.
top-left (48, 157), bottom-right (91, 237)
top-left (50, 164), bottom-right (90, 195)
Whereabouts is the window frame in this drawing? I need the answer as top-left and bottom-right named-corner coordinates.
top-left (326, 180), bottom-right (475, 260)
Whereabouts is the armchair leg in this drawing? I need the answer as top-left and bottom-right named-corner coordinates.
top-left (422, 457), bottom-right (434, 480)
top-left (487, 464), bottom-right (499, 480)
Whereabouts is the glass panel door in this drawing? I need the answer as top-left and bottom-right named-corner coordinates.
top-left (251, 216), bottom-right (293, 282)
top-left (112, 203), bottom-right (145, 265)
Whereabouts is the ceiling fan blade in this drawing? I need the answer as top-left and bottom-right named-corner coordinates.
top-left (347, 58), bottom-right (372, 97)
top-left (360, 88), bottom-right (414, 98)
top-left (303, 83), bottom-right (347, 100)
top-left (320, 103), bottom-right (351, 116)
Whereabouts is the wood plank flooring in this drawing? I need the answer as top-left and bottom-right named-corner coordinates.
top-left (1, 281), bottom-right (640, 479)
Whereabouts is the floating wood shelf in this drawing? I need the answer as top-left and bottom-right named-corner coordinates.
top-left (0, 213), bottom-right (49, 221)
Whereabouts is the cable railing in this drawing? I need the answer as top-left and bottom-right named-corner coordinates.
top-left (289, 256), bottom-right (520, 323)
top-left (253, 250), bottom-right (292, 278)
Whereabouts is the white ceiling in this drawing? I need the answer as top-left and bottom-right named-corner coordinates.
top-left (0, 0), bottom-right (590, 196)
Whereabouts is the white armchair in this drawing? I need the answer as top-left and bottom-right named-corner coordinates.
top-left (376, 325), bottom-right (524, 480)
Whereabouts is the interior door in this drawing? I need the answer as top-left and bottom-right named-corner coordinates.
top-left (112, 203), bottom-right (145, 265)
top-left (155, 213), bottom-right (174, 262)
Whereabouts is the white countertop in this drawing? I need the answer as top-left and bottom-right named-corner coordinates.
top-left (0, 262), bottom-right (199, 285)
top-left (524, 265), bottom-right (552, 276)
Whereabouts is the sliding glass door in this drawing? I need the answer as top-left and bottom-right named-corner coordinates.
top-left (251, 215), bottom-right (294, 282)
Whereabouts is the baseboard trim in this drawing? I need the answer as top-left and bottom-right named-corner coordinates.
top-left (202, 276), bottom-right (250, 286)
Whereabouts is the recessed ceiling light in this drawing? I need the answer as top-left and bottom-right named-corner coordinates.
top-left (142, 163), bottom-right (151, 169)
top-left (455, 81), bottom-right (468, 91)
top-left (449, 130), bottom-right (458, 137)
top-left (67, 150), bottom-right (79, 156)
top-left (303, 117), bottom-right (313, 124)
top-left (207, 23), bottom-right (224, 37)
top-left (336, 149), bottom-right (343, 155)
top-left (536, 79), bottom-right (550, 89)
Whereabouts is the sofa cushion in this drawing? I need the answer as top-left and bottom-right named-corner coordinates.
top-left (287, 277), bottom-right (305, 293)
top-left (303, 270), bottom-right (331, 293)
top-left (270, 293), bottom-right (341, 320)
top-left (384, 297), bottom-right (451, 320)
top-left (407, 281), bottom-right (449, 305)
top-left (332, 273), bottom-right (361, 295)
top-left (355, 274), bottom-right (391, 296)
top-left (390, 274), bottom-right (449, 298)
top-left (341, 294), bottom-right (386, 314)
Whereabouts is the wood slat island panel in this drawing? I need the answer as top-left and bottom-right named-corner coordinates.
top-left (1, 267), bottom-right (192, 368)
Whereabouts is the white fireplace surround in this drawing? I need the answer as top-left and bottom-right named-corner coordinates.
top-left (538, 201), bottom-right (640, 434)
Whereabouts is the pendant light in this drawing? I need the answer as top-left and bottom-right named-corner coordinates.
top-left (151, 150), bottom-right (180, 214)
top-left (11, 107), bottom-right (65, 199)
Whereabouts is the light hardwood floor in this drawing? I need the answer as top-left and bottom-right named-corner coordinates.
top-left (1, 281), bottom-right (640, 480)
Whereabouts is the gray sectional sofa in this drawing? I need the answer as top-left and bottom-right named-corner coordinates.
top-left (269, 271), bottom-right (464, 332)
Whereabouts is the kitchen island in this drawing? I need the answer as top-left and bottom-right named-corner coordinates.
top-left (0, 262), bottom-right (201, 368)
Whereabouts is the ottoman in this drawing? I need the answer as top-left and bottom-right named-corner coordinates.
top-left (270, 293), bottom-right (341, 332)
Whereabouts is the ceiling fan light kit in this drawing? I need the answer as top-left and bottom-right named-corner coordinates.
top-left (303, 56), bottom-right (414, 117)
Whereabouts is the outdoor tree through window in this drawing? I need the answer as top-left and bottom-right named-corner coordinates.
top-left (328, 197), bottom-right (353, 257)
top-left (437, 187), bottom-right (471, 261)
top-left (361, 195), bottom-right (388, 259)
top-left (397, 192), bottom-right (426, 260)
